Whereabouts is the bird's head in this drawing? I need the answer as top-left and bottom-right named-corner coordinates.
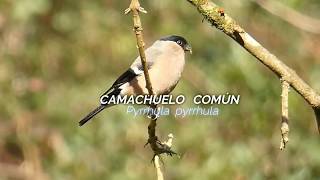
top-left (160, 35), bottom-right (192, 54)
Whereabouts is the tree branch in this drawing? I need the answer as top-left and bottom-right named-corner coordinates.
top-left (280, 80), bottom-right (289, 150)
top-left (154, 155), bottom-right (164, 180)
top-left (125, 0), bottom-right (153, 95)
top-left (125, 1), bottom-right (177, 179)
top-left (153, 134), bottom-right (174, 180)
top-left (186, 0), bottom-right (320, 133)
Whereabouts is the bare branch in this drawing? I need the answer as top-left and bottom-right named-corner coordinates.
top-left (153, 134), bottom-right (174, 180)
top-left (125, 1), bottom-right (177, 179)
top-left (186, 0), bottom-right (320, 132)
top-left (154, 156), bottom-right (164, 180)
top-left (125, 0), bottom-right (153, 95)
top-left (280, 80), bottom-right (289, 150)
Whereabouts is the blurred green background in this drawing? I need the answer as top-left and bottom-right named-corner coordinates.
top-left (1, 0), bottom-right (320, 179)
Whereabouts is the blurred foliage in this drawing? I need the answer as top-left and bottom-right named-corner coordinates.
top-left (1, 0), bottom-right (320, 179)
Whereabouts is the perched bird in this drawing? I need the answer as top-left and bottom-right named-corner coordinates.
top-left (79, 35), bottom-right (192, 126)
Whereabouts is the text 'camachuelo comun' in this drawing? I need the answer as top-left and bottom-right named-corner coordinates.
top-left (100, 94), bottom-right (240, 105)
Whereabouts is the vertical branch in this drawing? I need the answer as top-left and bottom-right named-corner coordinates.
top-left (154, 156), bottom-right (164, 180)
top-left (125, 0), bottom-right (154, 95)
top-left (125, 0), bottom-right (158, 157)
top-left (280, 80), bottom-right (290, 150)
top-left (154, 134), bottom-right (174, 180)
top-left (125, 1), bottom-right (177, 180)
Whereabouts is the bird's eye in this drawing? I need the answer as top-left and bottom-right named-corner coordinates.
top-left (177, 40), bottom-right (182, 45)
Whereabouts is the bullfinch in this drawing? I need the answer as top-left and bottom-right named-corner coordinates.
top-left (79, 35), bottom-right (192, 126)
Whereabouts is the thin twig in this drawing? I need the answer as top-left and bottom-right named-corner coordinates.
top-left (153, 134), bottom-right (174, 180)
top-left (125, 0), bottom-right (153, 95)
top-left (280, 80), bottom-right (290, 150)
top-left (186, 0), bottom-right (320, 132)
top-left (154, 156), bottom-right (164, 180)
top-left (125, 1), bottom-right (177, 179)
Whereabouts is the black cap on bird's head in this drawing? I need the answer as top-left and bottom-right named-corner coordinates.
top-left (160, 35), bottom-right (192, 54)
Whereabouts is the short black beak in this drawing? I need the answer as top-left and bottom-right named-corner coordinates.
top-left (185, 45), bottom-right (192, 54)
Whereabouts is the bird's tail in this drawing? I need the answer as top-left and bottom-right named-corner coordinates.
top-left (79, 105), bottom-right (106, 126)
top-left (79, 88), bottom-right (121, 126)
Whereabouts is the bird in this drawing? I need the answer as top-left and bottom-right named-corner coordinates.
top-left (79, 35), bottom-right (192, 126)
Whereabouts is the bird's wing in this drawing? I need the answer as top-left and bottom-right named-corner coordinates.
top-left (101, 68), bottom-right (138, 96)
top-left (101, 42), bottom-right (163, 96)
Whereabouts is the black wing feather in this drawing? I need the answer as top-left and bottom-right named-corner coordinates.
top-left (102, 68), bottom-right (138, 96)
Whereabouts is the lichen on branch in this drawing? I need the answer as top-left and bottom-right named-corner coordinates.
top-left (187, 0), bottom-right (320, 133)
